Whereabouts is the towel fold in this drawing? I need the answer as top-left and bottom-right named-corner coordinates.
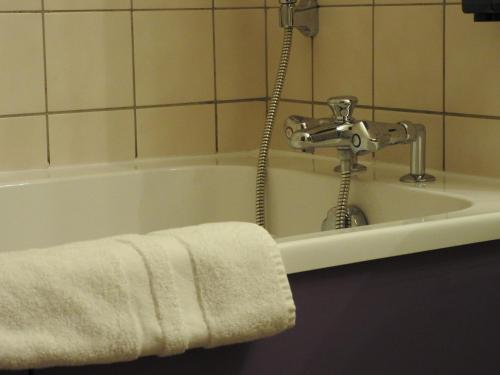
top-left (0, 222), bottom-right (295, 370)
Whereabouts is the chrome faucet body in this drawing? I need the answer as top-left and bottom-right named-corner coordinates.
top-left (285, 96), bottom-right (436, 183)
top-left (279, 0), bottom-right (319, 37)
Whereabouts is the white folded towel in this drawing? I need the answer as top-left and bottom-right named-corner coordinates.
top-left (0, 222), bottom-right (295, 370)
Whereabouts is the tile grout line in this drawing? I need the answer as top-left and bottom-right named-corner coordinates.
top-left (0, 98), bottom-right (269, 121)
top-left (311, 30), bottom-right (315, 118)
top-left (263, 0), bottom-right (269, 144)
top-left (18, 7), bottom-right (265, 13)
top-left (264, 3), bottom-right (270, 115)
top-left (212, 0), bottom-right (219, 153)
top-left (130, 0), bottom-right (139, 159)
top-left (311, 11), bottom-right (316, 172)
top-left (371, 0), bottom-right (375, 117)
top-left (2, 97), bottom-right (496, 121)
top-left (442, 0), bottom-right (447, 171)
top-left (443, 112), bottom-right (500, 120)
top-left (268, 3), bottom-right (453, 9)
top-left (0, 2), bottom-right (463, 14)
top-left (280, 98), bottom-right (500, 120)
top-left (371, 0), bottom-right (376, 161)
top-left (318, 3), bottom-right (450, 7)
top-left (41, 0), bottom-right (50, 165)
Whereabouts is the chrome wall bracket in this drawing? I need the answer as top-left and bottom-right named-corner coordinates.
top-left (280, 0), bottom-right (319, 37)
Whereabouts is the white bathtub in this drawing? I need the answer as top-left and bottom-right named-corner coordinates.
top-left (1, 150), bottom-right (500, 273)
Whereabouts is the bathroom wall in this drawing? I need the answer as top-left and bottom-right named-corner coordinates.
top-left (0, 0), bottom-right (269, 170)
top-left (270, 0), bottom-right (500, 177)
top-left (1, 1), bottom-right (499, 177)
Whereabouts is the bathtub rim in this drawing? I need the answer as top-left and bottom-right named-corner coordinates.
top-left (0, 150), bottom-right (499, 273)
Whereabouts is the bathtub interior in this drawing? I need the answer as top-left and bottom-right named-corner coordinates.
top-left (0, 163), bottom-right (470, 253)
top-left (266, 168), bottom-right (471, 237)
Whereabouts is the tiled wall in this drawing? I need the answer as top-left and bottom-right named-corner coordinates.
top-left (0, 0), bottom-right (269, 170)
top-left (1, 0), bottom-right (499, 178)
top-left (271, 1), bottom-right (500, 177)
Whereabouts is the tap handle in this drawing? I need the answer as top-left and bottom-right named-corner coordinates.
top-left (327, 96), bottom-right (358, 123)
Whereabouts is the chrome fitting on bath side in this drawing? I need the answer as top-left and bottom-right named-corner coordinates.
top-left (398, 122), bottom-right (436, 183)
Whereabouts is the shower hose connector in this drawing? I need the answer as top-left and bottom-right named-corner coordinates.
top-left (255, 0), bottom-right (319, 228)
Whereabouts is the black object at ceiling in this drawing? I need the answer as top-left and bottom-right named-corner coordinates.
top-left (462, 0), bottom-right (500, 21)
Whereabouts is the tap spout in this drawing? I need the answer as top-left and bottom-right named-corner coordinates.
top-left (285, 116), bottom-right (351, 150)
top-left (284, 95), bottom-right (436, 183)
top-left (399, 122), bottom-right (435, 183)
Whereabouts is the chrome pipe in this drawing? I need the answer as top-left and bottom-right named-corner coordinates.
top-left (400, 123), bottom-right (436, 183)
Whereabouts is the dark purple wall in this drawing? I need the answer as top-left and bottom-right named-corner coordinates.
top-left (26, 240), bottom-right (500, 374)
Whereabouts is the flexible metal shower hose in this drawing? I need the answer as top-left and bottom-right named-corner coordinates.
top-left (336, 169), bottom-right (352, 229)
top-left (255, 27), bottom-right (294, 227)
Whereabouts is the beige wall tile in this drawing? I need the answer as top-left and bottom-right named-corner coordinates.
top-left (446, 5), bottom-right (500, 117)
top-left (319, 0), bottom-right (371, 4)
top-left (137, 104), bottom-right (216, 158)
top-left (0, 14), bottom-right (45, 116)
top-left (313, 104), bottom-right (373, 158)
top-left (216, 0), bottom-right (264, 7)
top-left (49, 110), bottom-right (135, 165)
top-left (0, 116), bottom-right (47, 170)
top-left (267, 9), bottom-right (312, 101)
top-left (374, 110), bottom-right (443, 170)
top-left (314, 103), bottom-right (373, 121)
top-left (376, 0), bottom-right (440, 3)
top-left (271, 102), bottom-right (313, 150)
top-left (45, 12), bottom-right (133, 111)
top-left (267, 0), bottom-right (371, 6)
top-left (313, 102), bottom-right (373, 121)
top-left (134, 10), bottom-right (214, 106)
top-left (0, 0), bottom-right (498, 175)
top-left (445, 116), bottom-right (500, 178)
top-left (314, 7), bottom-right (372, 106)
top-left (45, 0), bottom-right (129, 10)
top-left (0, 0), bottom-right (41, 10)
top-left (215, 9), bottom-right (266, 100)
top-left (314, 104), bottom-right (374, 120)
top-left (267, 0), bottom-right (363, 5)
top-left (133, 0), bottom-right (211, 8)
top-left (218, 101), bottom-right (266, 152)
top-left (374, 5), bottom-right (443, 111)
